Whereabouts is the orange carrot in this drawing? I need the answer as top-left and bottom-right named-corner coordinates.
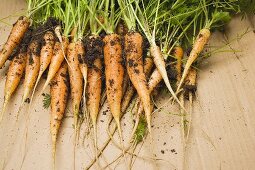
top-left (76, 40), bottom-right (88, 115)
top-left (50, 62), bottom-right (69, 169)
top-left (134, 47), bottom-right (184, 135)
top-left (22, 39), bottom-right (41, 103)
top-left (174, 46), bottom-right (184, 83)
top-left (125, 32), bottom-right (152, 133)
top-left (150, 43), bottom-right (186, 111)
top-left (30, 31), bottom-right (55, 106)
top-left (103, 33), bottom-right (124, 139)
top-left (144, 57), bottom-right (154, 79)
top-left (121, 57), bottom-right (153, 113)
top-left (0, 16), bottom-right (30, 68)
top-left (76, 40), bottom-right (87, 84)
top-left (177, 28), bottom-right (210, 92)
top-left (42, 37), bottom-right (69, 91)
top-left (86, 36), bottom-right (103, 157)
top-left (184, 68), bottom-right (197, 97)
top-left (0, 29), bottom-right (31, 122)
top-left (67, 42), bottom-right (83, 139)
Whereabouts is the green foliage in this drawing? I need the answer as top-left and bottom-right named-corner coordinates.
top-left (134, 115), bottom-right (147, 143)
top-left (43, 93), bottom-right (51, 109)
top-left (211, 11), bottom-right (231, 28)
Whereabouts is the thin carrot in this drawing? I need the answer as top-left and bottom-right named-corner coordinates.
top-left (177, 28), bottom-right (210, 92)
top-left (174, 46), bottom-right (184, 83)
top-left (30, 31), bottom-right (55, 107)
top-left (144, 57), bottom-right (154, 79)
top-left (183, 67), bottom-right (197, 144)
top-left (50, 62), bottom-right (69, 169)
top-left (125, 32), bottom-right (152, 133)
top-left (22, 38), bottom-right (41, 104)
top-left (77, 40), bottom-right (87, 86)
top-left (42, 37), bottom-right (69, 91)
top-left (184, 68), bottom-right (197, 98)
top-left (86, 35), bottom-right (103, 160)
top-left (0, 29), bottom-right (31, 122)
top-left (0, 16), bottom-right (30, 68)
top-left (121, 57), bottom-right (153, 113)
top-left (67, 42), bottom-right (83, 140)
top-left (76, 39), bottom-right (89, 128)
top-left (103, 33), bottom-right (124, 141)
top-left (133, 47), bottom-right (183, 138)
top-left (150, 43), bottom-right (185, 111)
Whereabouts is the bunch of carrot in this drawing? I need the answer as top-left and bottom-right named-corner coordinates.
top-left (0, 0), bottom-right (251, 169)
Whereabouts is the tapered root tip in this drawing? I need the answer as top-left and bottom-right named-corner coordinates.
top-left (52, 142), bottom-right (56, 170)
top-left (0, 97), bottom-right (10, 123)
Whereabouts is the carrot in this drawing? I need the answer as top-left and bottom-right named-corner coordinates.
top-left (182, 67), bottom-right (197, 150)
top-left (184, 68), bottom-right (197, 98)
top-left (150, 43), bottom-right (186, 111)
top-left (174, 46), bottom-right (184, 83)
top-left (67, 42), bottom-right (83, 140)
top-left (50, 62), bottom-right (69, 169)
top-left (103, 33), bottom-right (124, 140)
top-left (121, 57), bottom-right (153, 113)
top-left (0, 29), bottom-right (31, 122)
top-left (103, 33), bottom-right (128, 164)
top-left (125, 32), bottom-right (152, 133)
top-left (0, 16), bottom-right (30, 68)
top-left (76, 40), bottom-right (88, 117)
top-left (177, 28), bottom-right (210, 92)
top-left (77, 40), bottom-right (87, 85)
top-left (86, 35), bottom-right (103, 159)
top-left (42, 37), bottom-right (69, 91)
top-left (30, 31), bottom-right (55, 107)
top-left (86, 56), bottom-right (154, 169)
top-left (144, 57), bottom-right (154, 79)
top-left (22, 38), bottom-right (41, 104)
top-left (133, 47), bottom-right (184, 138)
top-left (121, 85), bottom-right (136, 113)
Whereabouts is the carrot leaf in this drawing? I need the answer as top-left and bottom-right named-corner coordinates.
top-left (42, 93), bottom-right (51, 109)
top-left (134, 115), bottom-right (147, 143)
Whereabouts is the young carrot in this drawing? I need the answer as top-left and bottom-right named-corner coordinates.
top-left (86, 55), bottom-right (154, 169)
top-left (77, 40), bottom-right (87, 85)
top-left (144, 57), bottom-right (154, 79)
top-left (67, 42), bottom-right (83, 141)
top-left (125, 32), bottom-right (152, 133)
top-left (29, 31), bottom-right (55, 106)
top-left (86, 35), bottom-right (103, 159)
top-left (42, 37), bottom-right (69, 91)
top-left (176, 28), bottom-right (210, 92)
top-left (150, 43), bottom-right (185, 109)
top-left (50, 62), bottom-right (69, 169)
top-left (22, 38), bottom-right (41, 104)
top-left (174, 46), bottom-right (184, 83)
top-left (103, 33), bottom-right (124, 140)
top-left (121, 57), bottom-right (153, 113)
top-left (133, 47), bottom-right (183, 136)
top-left (183, 67), bottom-right (197, 143)
top-left (76, 39), bottom-right (88, 126)
top-left (0, 16), bottom-right (30, 68)
top-left (0, 29), bottom-right (31, 122)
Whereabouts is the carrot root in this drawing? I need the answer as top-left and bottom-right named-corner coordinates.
top-left (177, 28), bottom-right (210, 92)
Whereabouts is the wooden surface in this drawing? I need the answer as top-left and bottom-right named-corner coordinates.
top-left (0, 1), bottom-right (255, 170)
